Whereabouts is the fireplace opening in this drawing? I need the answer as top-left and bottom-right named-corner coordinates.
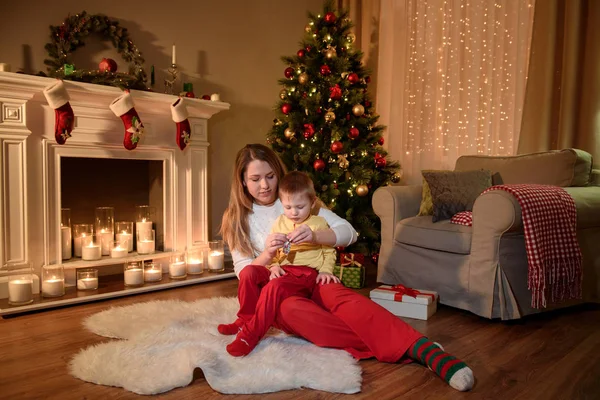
top-left (60, 157), bottom-right (165, 253)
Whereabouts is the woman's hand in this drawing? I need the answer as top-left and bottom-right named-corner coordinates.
top-left (316, 272), bottom-right (340, 285)
top-left (287, 224), bottom-right (315, 245)
top-left (264, 232), bottom-right (287, 257)
top-left (269, 265), bottom-right (286, 280)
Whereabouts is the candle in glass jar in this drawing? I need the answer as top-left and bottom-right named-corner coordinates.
top-left (124, 268), bottom-right (144, 286)
top-left (116, 232), bottom-right (133, 252)
top-left (98, 229), bottom-right (113, 256)
top-left (144, 268), bottom-right (162, 282)
top-left (110, 244), bottom-right (128, 258)
top-left (73, 233), bottom-right (88, 257)
top-left (186, 259), bottom-right (203, 274)
top-left (136, 220), bottom-right (153, 239)
top-left (169, 261), bottom-right (186, 278)
top-left (137, 239), bottom-right (155, 255)
top-left (82, 242), bottom-right (101, 260)
top-left (8, 279), bottom-right (33, 304)
top-left (42, 278), bottom-right (65, 297)
top-left (207, 251), bottom-right (224, 271)
top-left (77, 277), bottom-right (98, 290)
top-left (61, 226), bottom-right (72, 260)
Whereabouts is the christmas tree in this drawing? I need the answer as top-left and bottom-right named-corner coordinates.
top-left (267, 1), bottom-right (401, 256)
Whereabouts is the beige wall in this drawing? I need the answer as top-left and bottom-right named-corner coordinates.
top-left (0, 0), bottom-right (323, 239)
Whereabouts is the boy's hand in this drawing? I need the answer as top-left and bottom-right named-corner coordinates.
top-left (269, 265), bottom-right (286, 280)
top-left (264, 233), bottom-right (287, 257)
top-left (316, 272), bottom-right (340, 285)
top-left (288, 224), bottom-right (315, 245)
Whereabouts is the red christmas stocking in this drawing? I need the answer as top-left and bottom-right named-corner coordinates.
top-left (43, 80), bottom-right (74, 145)
top-left (171, 98), bottom-right (191, 150)
top-left (109, 92), bottom-right (144, 150)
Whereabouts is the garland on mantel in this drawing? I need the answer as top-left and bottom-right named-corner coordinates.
top-left (43, 11), bottom-right (147, 90)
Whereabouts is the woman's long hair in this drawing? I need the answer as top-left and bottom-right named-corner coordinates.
top-left (220, 144), bottom-right (286, 257)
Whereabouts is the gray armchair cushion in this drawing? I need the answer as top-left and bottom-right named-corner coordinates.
top-left (394, 216), bottom-right (473, 254)
top-left (422, 169), bottom-right (492, 222)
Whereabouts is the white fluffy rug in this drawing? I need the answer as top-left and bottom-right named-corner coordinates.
top-left (69, 297), bottom-right (362, 395)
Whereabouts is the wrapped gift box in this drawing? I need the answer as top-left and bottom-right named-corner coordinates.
top-left (370, 285), bottom-right (438, 320)
top-left (333, 265), bottom-right (365, 289)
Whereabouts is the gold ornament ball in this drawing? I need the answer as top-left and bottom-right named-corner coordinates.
top-left (325, 47), bottom-right (336, 59)
top-left (325, 110), bottom-right (336, 122)
top-left (305, 24), bottom-right (312, 33)
top-left (284, 128), bottom-right (295, 139)
top-left (298, 72), bottom-right (309, 85)
top-left (356, 184), bottom-right (369, 196)
top-left (339, 160), bottom-right (350, 169)
top-left (352, 104), bottom-right (365, 116)
top-left (390, 172), bottom-right (401, 183)
top-left (279, 89), bottom-right (287, 100)
top-left (347, 33), bottom-right (356, 44)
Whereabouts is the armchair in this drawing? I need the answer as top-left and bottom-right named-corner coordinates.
top-left (372, 149), bottom-right (600, 320)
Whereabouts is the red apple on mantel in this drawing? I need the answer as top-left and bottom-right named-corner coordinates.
top-left (99, 58), bottom-right (118, 73)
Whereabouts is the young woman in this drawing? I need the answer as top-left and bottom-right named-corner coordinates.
top-left (220, 144), bottom-right (474, 391)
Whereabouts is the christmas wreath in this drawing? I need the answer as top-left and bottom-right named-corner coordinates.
top-left (43, 11), bottom-right (147, 90)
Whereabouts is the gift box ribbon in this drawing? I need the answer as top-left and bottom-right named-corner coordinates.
top-left (340, 253), bottom-right (363, 268)
top-left (377, 284), bottom-right (436, 302)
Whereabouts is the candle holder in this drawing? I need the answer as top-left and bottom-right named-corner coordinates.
top-left (124, 260), bottom-right (144, 287)
top-left (164, 63), bottom-right (178, 95)
top-left (115, 221), bottom-right (134, 252)
top-left (95, 207), bottom-right (115, 256)
top-left (143, 261), bottom-right (163, 283)
top-left (137, 229), bottom-right (155, 255)
top-left (169, 252), bottom-right (187, 279)
top-left (135, 205), bottom-right (155, 252)
top-left (77, 268), bottom-right (98, 290)
top-left (73, 223), bottom-right (93, 258)
top-left (6, 262), bottom-right (34, 305)
top-left (42, 264), bottom-right (65, 298)
top-left (208, 240), bottom-right (225, 272)
top-left (61, 208), bottom-right (72, 260)
top-left (111, 240), bottom-right (129, 259)
top-left (81, 236), bottom-right (102, 261)
top-left (186, 247), bottom-right (205, 275)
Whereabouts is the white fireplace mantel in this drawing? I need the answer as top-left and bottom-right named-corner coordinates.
top-left (0, 72), bottom-right (232, 314)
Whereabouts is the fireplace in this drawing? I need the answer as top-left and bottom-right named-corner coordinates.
top-left (0, 72), bottom-right (233, 314)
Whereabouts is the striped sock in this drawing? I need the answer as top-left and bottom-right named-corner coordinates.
top-left (408, 337), bottom-right (474, 391)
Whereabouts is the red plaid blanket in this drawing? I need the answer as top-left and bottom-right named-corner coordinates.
top-left (451, 211), bottom-right (473, 226)
top-left (482, 184), bottom-right (582, 308)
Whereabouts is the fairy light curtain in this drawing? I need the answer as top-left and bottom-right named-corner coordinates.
top-left (377, 0), bottom-right (535, 184)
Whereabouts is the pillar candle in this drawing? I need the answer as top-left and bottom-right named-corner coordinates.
top-left (82, 243), bottom-right (101, 260)
top-left (207, 251), bottom-right (224, 271)
top-left (8, 279), bottom-right (34, 304)
top-left (99, 230), bottom-right (113, 256)
top-left (137, 240), bottom-right (155, 255)
top-left (144, 268), bottom-right (162, 282)
top-left (116, 232), bottom-right (133, 252)
top-left (172, 44), bottom-right (176, 64)
top-left (42, 278), bottom-right (65, 297)
top-left (77, 277), bottom-right (98, 290)
top-left (169, 261), bottom-right (186, 278)
top-left (124, 268), bottom-right (144, 286)
top-left (61, 226), bottom-right (72, 260)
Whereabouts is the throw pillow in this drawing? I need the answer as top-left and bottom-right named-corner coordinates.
top-left (417, 177), bottom-right (433, 216)
top-left (422, 169), bottom-right (492, 222)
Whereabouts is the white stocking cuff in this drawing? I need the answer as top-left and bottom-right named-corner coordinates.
top-left (171, 97), bottom-right (189, 123)
top-left (43, 80), bottom-right (70, 109)
top-left (109, 92), bottom-right (135, 117)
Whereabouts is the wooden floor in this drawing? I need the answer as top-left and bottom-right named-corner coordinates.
top-left (1, 269), bottom-right (600, 400)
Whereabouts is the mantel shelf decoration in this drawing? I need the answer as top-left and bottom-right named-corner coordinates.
top-left (43, 11), bottom-right (147, 90)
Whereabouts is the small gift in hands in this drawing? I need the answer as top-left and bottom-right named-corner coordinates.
top-left (370, 284), bottom-right (438, 320)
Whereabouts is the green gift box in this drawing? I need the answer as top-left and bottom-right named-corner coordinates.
top-left (333, 264), bottom-right (365, 289)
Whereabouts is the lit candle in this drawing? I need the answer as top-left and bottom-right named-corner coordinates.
top-left (169, 261), bottom-right (186, 278)
top-left (124, 268), bottom-right (144, 286)
top-left (42, 278), bottom-right (65, 297)
top-left (136, 219), bottom-right (153, 241)
top-left (186, 259), bottom-right (203, 274)
top-left (110, 244), bottom-right (128, 259)
top-left (144, 268), bottom-right (162, 282)
top-left (210, 93), bottom-right (220, 102)
top-left (98, 229), bottom-right (113, 256)
top-left (172, 44), bottom-right (176, 65)
top-left (81, 242), bottom-right (101, 261)
top-left (116, 231), bottom-right (133, 252)
top-left (61, 226), bottom-right (72, 260)
top-left (137, 239), bottom-right (155, 255)
top-left (207, 251), bottom-right (224, 271)
top-left (8, 279), bottom-right (33, 304)
top-left (74, 233), bottom-right (88, 257)
top-left (77, 277), bottom-right (98, 290)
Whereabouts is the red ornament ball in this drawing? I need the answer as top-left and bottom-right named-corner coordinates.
top-left (349, 127), bottom-right (360, 139)
top-left (365, 100), bottom-right (371, 107)
top-left (99, 58), bottom-right (118, 73)
top-left (374, 152), bottom-right (382, 159)
top-left (284, 67), bottom-right (294, 79)
top-left (378, 137), bottom-right (385, 145)
top-left (297, 49), bottom-right (305, 58)
top-left (324, 12), bottom-right (337, 24)
top-left (313, 159), bottom-right (326, 172)
top-left (375, 157), bottom-right (387, 169)
top-left (281, 103), bottom-right (292, 114)
top-left (320, 65), bottom-right (331, 76)
top-left (306, 45), bottom-right (312, 52)
top-left (201, 94), bottom-right (211, 100)
top-left (185, 92), bottom-right (195, 98)
top-left (330, 141), bottom-right (344, 154)
top-left (347, 73), bottom-right (360, 84)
